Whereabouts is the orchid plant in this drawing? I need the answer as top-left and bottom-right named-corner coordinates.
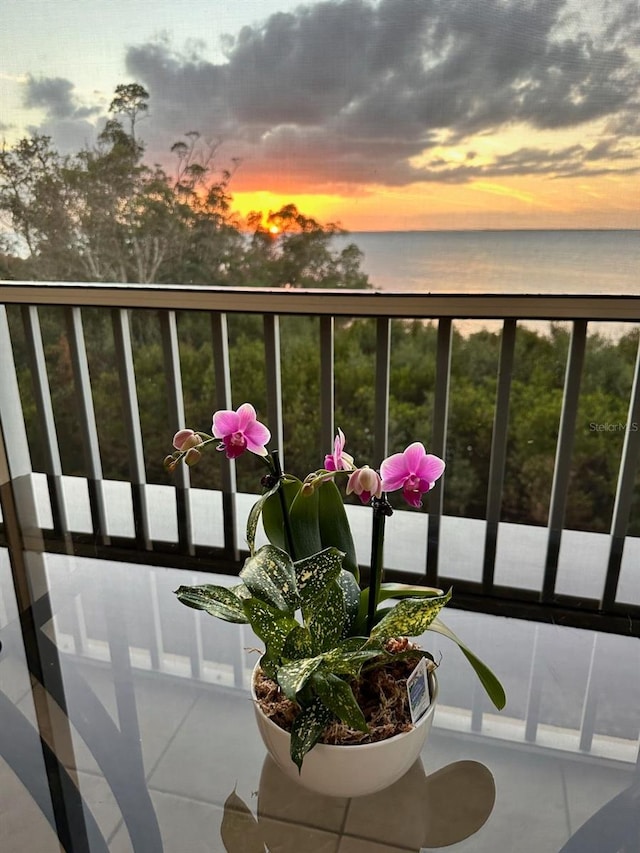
top-left (171, 403), bottom-right (505, 768)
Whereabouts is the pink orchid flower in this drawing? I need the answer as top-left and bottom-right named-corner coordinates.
top-left (380, 442), bottom-right (445, 508)
top-left (346, 466), bottom-right (383, 504)
top-left (212, 403), bottom-right (271, 459)
top-left (324, 428), bottom-right (355, 471)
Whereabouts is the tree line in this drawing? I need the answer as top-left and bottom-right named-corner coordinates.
top-left (0, 84), bottom-right (368, 290)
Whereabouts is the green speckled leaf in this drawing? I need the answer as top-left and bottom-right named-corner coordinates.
top-left (321, 645), bottom-right (383, 677)
top-left (295, 547), bottom-right (344, 607)
top-left (240, 544), bottom-right (299, 612)
top-left (174, 584), bottom-right (248, 623)
top-left (354, 583), bottom-right (446, 635)
top-left (230, 582), bottom-right (252, 600)
top-left (282, 625), bottom-right (314, 660)
top-left (277, 656), bottom-right (323, 700)
top-left (243, 598), bottom-right (299, 658)
top-left (370, 590), bottom-right (452, 640)
top-left (340, 636), bottom-right (381, 652)
top-left (337, 570), bottom-right (360, 637)
top-left (259, 652), bottom-right (278, 681)
top-left (290, 698), bottom-right (334, 770)
top-left (311, 672), bottom-right (367, 732)
top-left (246, 481), bottom-right (281, 555)
top-left (308, 579), bottom-right (346, 653)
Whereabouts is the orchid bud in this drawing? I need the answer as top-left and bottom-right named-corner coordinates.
top-left (185, 447), bottom-right (202, 467)
top-left (346, 466), bottom-right (383, 504)
top-left (173, 429), bottom-right (203, 451)
top-left (163, 455), bottom-right (178, 473)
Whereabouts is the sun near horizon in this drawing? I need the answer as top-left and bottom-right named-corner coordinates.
top-left (231, 172), bottom-right (640, 232)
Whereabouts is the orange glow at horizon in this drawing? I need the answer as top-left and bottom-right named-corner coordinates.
top-left (231, 173), bottom-right (640, 232)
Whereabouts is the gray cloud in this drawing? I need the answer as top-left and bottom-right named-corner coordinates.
top-left (24, 75), bottom-right (101, 121)
top-left (27, 1), bottom-right (640, 188)
top-left (24, 76), bottom-right (77, 119)
top-left (22, 76), bottom-right (103, 152)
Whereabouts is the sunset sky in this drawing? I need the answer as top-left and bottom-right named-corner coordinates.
top-left (1, 0), bottom-right (639, 230)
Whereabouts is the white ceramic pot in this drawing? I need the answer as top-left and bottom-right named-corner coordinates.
top-left (251, 663), bottom-right (438, 798)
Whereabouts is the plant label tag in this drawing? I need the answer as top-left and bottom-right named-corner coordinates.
top-left (407, 657), bottom-right (431, 724)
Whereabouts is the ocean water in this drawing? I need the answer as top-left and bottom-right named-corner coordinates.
top-left (337, 230), bottom-right (639, 294)
top-left (334, 230), bottom-right (640, 338)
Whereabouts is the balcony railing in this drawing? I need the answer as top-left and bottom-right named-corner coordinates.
top-left (1, 281), bottom-right (639, 635)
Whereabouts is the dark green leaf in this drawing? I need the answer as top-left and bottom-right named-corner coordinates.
top-left (262, 477), bottom-right (302, 551)
top-left (174, 584), bottom-right (248, 623)
top-left (370, 590), bottom-right (452, 640)
top-left (317, 479), bottom-right (359, 580)
top-left (288, 484), bottom-right (322, 558)
top-left (311, 672), bottom-right (367, 732)
top-left (290, 698), bottom-right (334, 771)
top-left (429, 617), bottom-right (507, 710)
top-left (246, 480), bottom-right (281, 555)
top-left (240, 544), bottom-right (299, 612)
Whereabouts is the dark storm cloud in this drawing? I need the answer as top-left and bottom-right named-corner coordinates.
top-left (30, 0), bottom-right (640, 187)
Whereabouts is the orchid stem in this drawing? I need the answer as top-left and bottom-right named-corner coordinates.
top-left (367, 494), bottom-right (393, 634)
top-left (271, 450), bottom-right (297, 561)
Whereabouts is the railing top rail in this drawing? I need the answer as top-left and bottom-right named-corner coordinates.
top-left (1, 281), bottom-right (640, 321)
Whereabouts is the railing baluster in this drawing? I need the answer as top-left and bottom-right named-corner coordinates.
top-left (541, 320), bottom-right (587, 602)
top-left (602, 334), bottom-right (640, 609)
top-left (483, 319), bottom-right (517, 593)
top-left (211, 312), bottom-right (238, 561)
top-left (263, 314), bottom-right (284, 462)
top-left (21, 306), bottom-right (71, 546)
top-left (426, 318), bottom-right (452, 586)
top-left (319, 316), bottom-right (335, 452)
top-left (159, 310), bottom-right (193, 555)
top-left (111, 309), bottom-right (150, 549)
top-left (0, 306), bottom-right (43, 554)
top-left (65, 306), bottom-right (110, 545)
top-left (374, 318), bottom-right (391, 466)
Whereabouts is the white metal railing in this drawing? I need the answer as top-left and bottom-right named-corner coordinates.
top-left (1, 282), bottom-right (640, 632)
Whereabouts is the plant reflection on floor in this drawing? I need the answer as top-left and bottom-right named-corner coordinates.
top-left (221, 756), bottom-right (495, 852)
